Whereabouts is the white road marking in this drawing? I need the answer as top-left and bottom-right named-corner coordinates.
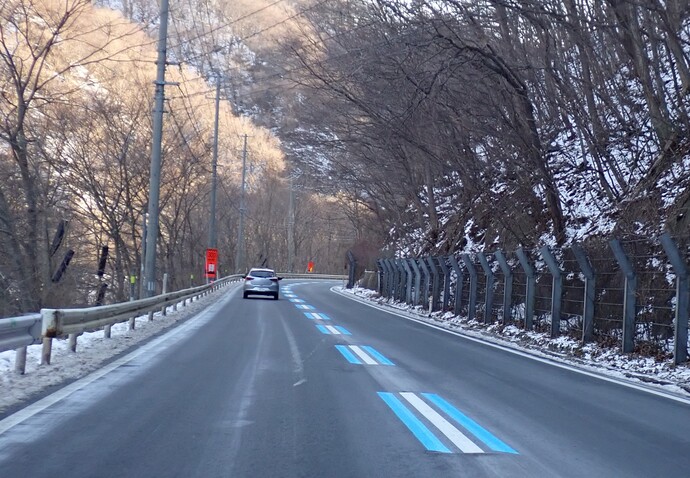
top-left (349, 346), bottom-right (377, 365)
top-left (400, 392), bottom-right (484, 454)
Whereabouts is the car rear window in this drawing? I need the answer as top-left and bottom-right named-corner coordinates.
top-left (250, 270), bottom-right (275, 278)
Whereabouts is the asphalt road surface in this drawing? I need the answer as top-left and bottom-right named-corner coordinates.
top-left (0, 280), bottom-right (688, 477)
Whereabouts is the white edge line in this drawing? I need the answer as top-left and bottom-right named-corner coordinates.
top-left (330, 287), bottom-right (690, 405)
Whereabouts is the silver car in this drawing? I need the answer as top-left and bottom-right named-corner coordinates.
top-left (242, 268), bottom-right (282, 300)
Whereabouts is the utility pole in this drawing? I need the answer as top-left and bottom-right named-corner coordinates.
top-left (143, 0), bottom-right (170, 297)
top-left (208, 76), bottom-right (220, 251)
top-left (235, 134), bottom-right (248, 273)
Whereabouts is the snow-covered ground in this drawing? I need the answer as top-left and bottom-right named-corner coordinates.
top-left (336, 286), bottom-right (690, 397)
top-left (0, 291), bottom-right (226, 415)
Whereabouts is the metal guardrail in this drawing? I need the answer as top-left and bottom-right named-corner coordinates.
top-left (1, 273), bottom-right (343, 375)
top-left (279, 273), bottom-right (347, 280)
top-left (0, 314), bottom-right (42, 352)
top-left (41, 274), bottom-right (242, 338)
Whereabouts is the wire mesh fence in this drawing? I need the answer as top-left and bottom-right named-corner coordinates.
top-left (376, 233), bottom-right (690, 365)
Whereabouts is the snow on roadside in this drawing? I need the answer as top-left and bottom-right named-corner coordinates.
top-left (0, 291), bottom-right (227, 414)
top-left (339, 286), bottom-right (690, 396)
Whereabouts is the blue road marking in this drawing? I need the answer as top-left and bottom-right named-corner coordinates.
top-left (317, 313), bottom-right (332, 321)
top-left (334, 326), bottom-right (351, 335)
top-left (296, 304), bottom-right (315, 310)
top-left (303, 312), bottom-right (318, 320)
top-left (335, 345), bottom-right (362, 364)
top-left (377, 392), bottom-right (450, 453)
top-left (316, 325), bottom-right (330, 334)
top-left (289, 298), bottom-right (305, 303)
top-left (422, 393), bottom-right (518, 454)
top-left (361, 346), bottom-right (395, 366)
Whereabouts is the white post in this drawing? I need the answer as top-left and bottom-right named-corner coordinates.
top-left (41, 337), bottom-right (52, 365)
top-left (161, 272), bottom-right (168, 316)
top-left (15, 346), bottom-right (27, 374)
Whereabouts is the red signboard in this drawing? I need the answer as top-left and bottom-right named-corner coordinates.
top-left (206, 248), bottom-right (218, 280)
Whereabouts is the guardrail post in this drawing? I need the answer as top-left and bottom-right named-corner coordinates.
top-left (461, 254), bottom-right (478, 321)
top-left (438, 257), bottom-right (451, 311)
top-left (161, 273), bottom-right (169, 316)
top-left (40, 309), bottom-right (57, 365)
top-left (516, 248), bottom-right (536, 330)
top-left (659, 232), bottom-right (689, 364)
top-left (419, 258), bottom-right (431, 309)
top-left (41, 337), bottom-right (52, 365)
top-left (411, 259), bottom-right (422, 306)
top-left (403, 259), bottom-right (414, 304)
top-left (572, 243), bottom-right (595, 343)
top-left (15, 346), bottom-right (27, 374)
top-left (427, 257), bottom-right (441, 312)
top-left (68, 333), bottom-right (78, 352)
top-left (477, 253), bottom-right (495, 324)
top-left (448, 255), bottom-right (464, 316)
top-left (610, 239), bottom-right (636, 354)
top-left (540, 247), bottom-right (562, 338)
top-left (494, 251), bottom-right (513, 323)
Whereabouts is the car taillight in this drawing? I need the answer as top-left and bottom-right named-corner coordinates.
top-left (245, 276), bottom-right (254, 281)
top-left (270, 278), bottom-right (279, 282)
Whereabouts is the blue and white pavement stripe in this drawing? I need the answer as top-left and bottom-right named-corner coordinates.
top-left (378, 392), bottom-right (518, 454)
top-left (422, 393), bottom-right (518, 454)
top-left (335, 345), bottom-right (361, 364)
top-left (377, 392), bottom-right (450, 453)
top-left (289, 298), bottom-right (305, 303)
top-left (303, 312), bottom-right (331, 320)
top-left (360, 346), bottom-right (395, 365)
top-left (334, 345), bottom-right (394, 365)
top-left (295, 304), bottom-right (315, 310)
top-left (315, 325), bottom-right (352, 335)
top-left (400, 393), bottom-right (482, 453)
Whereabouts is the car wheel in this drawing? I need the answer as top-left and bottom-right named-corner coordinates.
top-left (243, 292), bottom-right (248, 299)
top-left (273, 293), bottom-right (279, 300)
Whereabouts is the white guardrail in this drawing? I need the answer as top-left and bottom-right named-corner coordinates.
top-left (0, 273), bottom-right (346, 374)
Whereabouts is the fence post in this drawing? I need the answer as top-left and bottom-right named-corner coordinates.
top-left (376, 260), bottom-right (384, 295)
top-left (540, 246), bottom-right (562, 338)
top-left (659, 232), bottom-right (688, 365)
top-left (381, 259), bottom-right (392, 298)
top-left (438, 257), bottom-right (451, 311)
top-left (395, 259), bottom-right (406, 301)
top-left (494, 251), bottom-right (513, 323)
top-left (461, 254), bottom-right (478, 321)
top-left (68, 333), bottom-right (78, 352)
top-left (609, 239), bottom-right (636, 354)
top-left (448, 255), bottom-right (464, 316)
top-left (411, 259), bottom-right (422, 306)
top-left (427, 257), bottom-right (441, 312)
top-left (419, 258), bottom-right (431, 308)
top-left (516, 248), bottom-right (536, 330)
top-left (477, 253), bottom-right (495, 324)
top-left (403, 259), bottom-right (414, 304)
top-left (572, 243), bottom-right (595, 343)
top-left (386, 259), bottom-right (396, 299)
